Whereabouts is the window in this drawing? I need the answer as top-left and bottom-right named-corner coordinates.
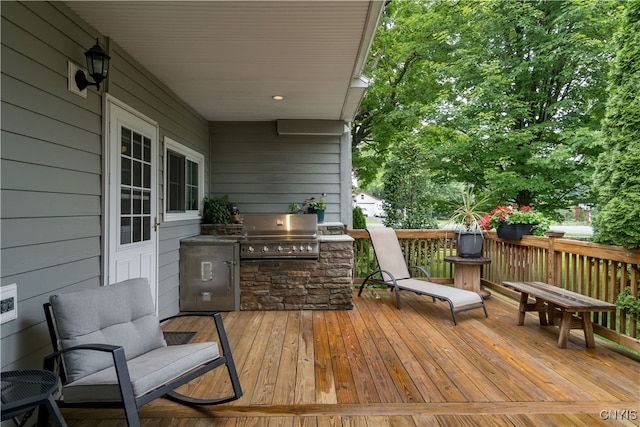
top-left (164, 137), bottom-right (204, 221)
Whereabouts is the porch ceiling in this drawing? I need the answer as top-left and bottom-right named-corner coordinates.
top-left (64, 1), bottom-right (383, 122)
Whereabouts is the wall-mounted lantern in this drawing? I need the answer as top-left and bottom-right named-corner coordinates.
top-left (75, 38), bottom-right (110, 91)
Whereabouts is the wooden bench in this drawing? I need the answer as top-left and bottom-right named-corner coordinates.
top-left (502, 281), bottom-right (616, 349)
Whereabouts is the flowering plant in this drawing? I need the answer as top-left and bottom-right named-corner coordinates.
top-left (480, 204), bottom-right (550, 236)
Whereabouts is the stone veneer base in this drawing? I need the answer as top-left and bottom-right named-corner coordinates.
top-left (239, 240), bottom-right (354, 310)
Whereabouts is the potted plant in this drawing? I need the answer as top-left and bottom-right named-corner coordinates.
top-left (448, 187), bottom-right (489, 258)
top-left (202, 195), bottom-right (237, 225)
top-left (481, 204), bottom-right (550, 239)
top-left (288, 202), bottom-right (303, 214)
top-left (304, 196), bottom-right (326, 223)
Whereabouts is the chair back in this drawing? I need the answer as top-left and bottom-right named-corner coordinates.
top-left (367, 227), bottom-right (411, 281)
top-left (47, 278), bottom-right (166, 383)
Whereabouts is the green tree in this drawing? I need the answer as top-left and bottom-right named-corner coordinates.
top-left (382, 138), bottom-right (438, 229)
top-left (354, 0), bottom-right (619, 215)
top-left (592, 1), bottom-right (640, 250)
top-left (353, 0), bottom-right (444, 187)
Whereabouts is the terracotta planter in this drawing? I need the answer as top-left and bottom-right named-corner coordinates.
top-left (497, 223), bottom-right (533, 240)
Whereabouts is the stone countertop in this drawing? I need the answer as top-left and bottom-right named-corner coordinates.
top-left (181, 235), bottom-right (241, 244)
top-left (318, 234), bottom-right (354, 242)
top-left (185, 234), bottom-right (354, 243)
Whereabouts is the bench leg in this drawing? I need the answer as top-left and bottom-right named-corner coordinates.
top-left (517, 293), bottom-right (548, 326)
top-left (517, 292), bottom-right (528, 325)
top-left (581, 313), bottom-right (596, 348)
top-left (557, 310), bottom-right (572, 348)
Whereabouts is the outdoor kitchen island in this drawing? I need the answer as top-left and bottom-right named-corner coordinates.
top-left (239, 220), bottom-right (354, 311)
top-left (197, 215), bottom-right (355, 311)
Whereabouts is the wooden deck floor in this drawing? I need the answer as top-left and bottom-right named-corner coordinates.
top-left (63, 289), bottom-right (640, 426)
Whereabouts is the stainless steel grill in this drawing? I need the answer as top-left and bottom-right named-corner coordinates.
top-left (240, 214), bottom-right (319, 259)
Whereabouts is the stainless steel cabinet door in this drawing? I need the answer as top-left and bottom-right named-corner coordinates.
top-left (179, 241), bottom-right (238, 311)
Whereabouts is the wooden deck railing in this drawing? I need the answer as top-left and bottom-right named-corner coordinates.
top-left (347, 229), bottom-right (640, 351)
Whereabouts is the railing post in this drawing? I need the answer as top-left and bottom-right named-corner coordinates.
top-left (546, 231), bottom-right (563, 285)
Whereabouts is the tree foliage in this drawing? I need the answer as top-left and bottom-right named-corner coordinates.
top-left (592, 1), bottom-right (640, 250)
top-left (381, 138), bottom-right (438, 229)
top-left (354, 0), bottom-right (620, 216)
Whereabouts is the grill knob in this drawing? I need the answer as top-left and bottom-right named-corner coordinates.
top-left (247, 246), bottom-right (255, 253)
top-left (278, 245), bottom-right (284, 252)
top-left (292, 245), bottom-right (298, 251)
top-left (262, 246), bottom-right (269, 252)
top-left (307, 245), bottom-right (313, 251)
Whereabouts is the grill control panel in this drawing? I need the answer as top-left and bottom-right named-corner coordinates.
top-left (240, 240), bottom-right (319, 259)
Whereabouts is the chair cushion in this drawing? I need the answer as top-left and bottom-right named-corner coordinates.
top-left (62, 342), bottom-right (219, 402)
top-left (49, 278), bottom-right (166, 382)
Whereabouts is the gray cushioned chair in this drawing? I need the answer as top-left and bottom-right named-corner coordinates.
top-left (41, 278), bottom-right (242, 427)
top-left (358, 227), bottom-right (488, 324)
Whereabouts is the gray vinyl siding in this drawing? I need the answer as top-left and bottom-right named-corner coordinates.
top-left (1, 1), bottom-right (104, 370)
top-left (210, 122), bottom-right (344, 223)
top-left (0, 1), bottom-right (208, 369)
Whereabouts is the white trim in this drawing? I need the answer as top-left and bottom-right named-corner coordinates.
top-left (103, 95), bottom-right (160, 314)
top-left (163, 136), bottom-right (205, 222)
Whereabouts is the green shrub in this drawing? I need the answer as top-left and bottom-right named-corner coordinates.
top-left (202, 195), bottom-right (231, 224)
top-left (353, 206), bottom-right (367, 229)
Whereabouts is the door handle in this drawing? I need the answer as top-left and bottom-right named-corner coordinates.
top-left (223, 260), bottom-right (236, 291)
top-left (153, 216), bottom-right (160, 232)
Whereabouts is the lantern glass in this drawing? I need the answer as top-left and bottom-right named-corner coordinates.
top-left (84, 39), bottom-right (110, 87)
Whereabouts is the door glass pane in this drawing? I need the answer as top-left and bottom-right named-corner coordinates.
top-left (121, 128), bottom-right (132, 157)
top-left (133, 133), bottom-right (142, 160)
top-left (133, 217), bottom-right (142, 242)
top-left (121, 158), bottom-right (131, 186)
top-left (133, 161), bottom-right (141, 187)
top-left (121, 188), bottom-right (131, 215)
top-left (121, 217), bottom-right (131, 244)
top-left (143, 216), bottom-right (151, 241)
top-left (133, 189), bottom-right (142, 214)
top-left (143, 190), bottom-right (151, 214)
top-left (120, 126), bottom-right (152, 246)
top-left (144, 164), bottom-right (151, 190)
top-left (143, 137), bottom-right (151, 162)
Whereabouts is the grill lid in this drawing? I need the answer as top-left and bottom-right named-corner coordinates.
top-left (242, 214), bottom-right (317, 239)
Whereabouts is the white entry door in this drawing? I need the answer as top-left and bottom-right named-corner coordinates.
top-left (105, 98), bottom-right (159, 308)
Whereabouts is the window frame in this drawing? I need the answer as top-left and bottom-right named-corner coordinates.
top-left (163, 136), bottom-right (204, 222)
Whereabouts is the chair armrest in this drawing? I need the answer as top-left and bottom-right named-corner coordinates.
top-left (366, 268), bottom-right (394, 281)
top-left (410, 265), bottom-right (432, 281)
top-left (43, 343), bottom-right (122, 369)
top-left (43, 343), bottom-right (131, 395)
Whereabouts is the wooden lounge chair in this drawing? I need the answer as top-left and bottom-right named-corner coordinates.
top-left (357, 227), bottom-right (488, 324)
top-left (41, 278), bottom-right (242, 427)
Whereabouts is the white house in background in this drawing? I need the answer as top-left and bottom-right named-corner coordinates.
top-left (353, 192), bottom-right (382, 217)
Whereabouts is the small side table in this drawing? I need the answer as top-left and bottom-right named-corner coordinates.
top-left (444, 256), bottom-right (491, 300)
top-left (1, 369), bottom-right (67, 427)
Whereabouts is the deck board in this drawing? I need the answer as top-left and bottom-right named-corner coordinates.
top-left (62, 289), bottom-right (640, 426)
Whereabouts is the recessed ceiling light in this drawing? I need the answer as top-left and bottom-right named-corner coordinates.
top-left (272, 95), bottom-right (284, 101)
